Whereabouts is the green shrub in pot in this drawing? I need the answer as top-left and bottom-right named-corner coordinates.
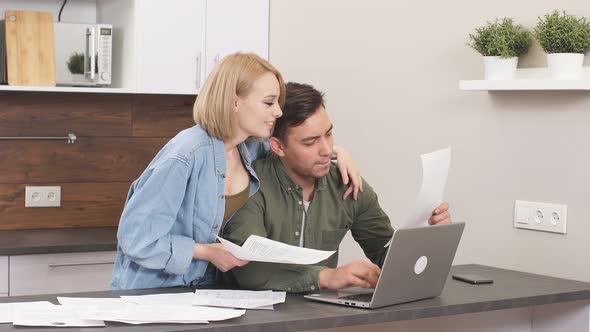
top-left (469, 18), bottom-right (531, 58)
top-left (534, 10), bottom-right (590, 79)
top-left (534, 10), bottom-right (590, 54)
top-left (468, 18), bottom-right (531, 79)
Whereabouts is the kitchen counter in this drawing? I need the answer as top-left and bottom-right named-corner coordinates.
top-left (0, 227), bottom-right (117, 255)
top-left (1, 264), bottom-right (590, 331)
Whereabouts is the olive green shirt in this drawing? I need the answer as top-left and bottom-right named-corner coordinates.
top-left (223, 153), bottom-right (394, 293)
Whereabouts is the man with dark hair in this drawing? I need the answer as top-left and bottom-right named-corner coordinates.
top-left (223, 82), bottom-right (451, 293)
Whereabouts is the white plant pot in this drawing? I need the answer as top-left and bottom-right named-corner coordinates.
top-left (546, 53), bottom-right (584, 80)
top-left (483, 56), bottom-right (518, 80)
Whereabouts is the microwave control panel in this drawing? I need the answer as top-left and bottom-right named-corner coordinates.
top-left (97, 24), bottom-right (112, 85)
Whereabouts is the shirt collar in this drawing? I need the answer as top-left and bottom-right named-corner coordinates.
top-left (268, 153), bottom-right (327, 194)
top-left (210, 136), bottom-right (257, 180)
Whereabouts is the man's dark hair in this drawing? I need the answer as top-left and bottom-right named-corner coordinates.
top-left (272, 82), bottom-right (325, 142)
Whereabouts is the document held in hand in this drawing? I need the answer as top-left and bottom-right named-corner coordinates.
top-left (217, 235), bottom-right (335, 264)
top-left (401, 147), bottom-right (451, 229)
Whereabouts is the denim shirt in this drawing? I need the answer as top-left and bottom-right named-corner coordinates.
top-left (109, 125), bottom-right (264, 290)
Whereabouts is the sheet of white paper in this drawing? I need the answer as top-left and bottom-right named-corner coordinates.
top-left (0, 301), bottom-right (55, 324)
top-left (218, 235), bottom-right (335, 264)
top-left (120, 293), bottom-right (194, 306)
top-left (77, 304), bottom-right (244, 323)
top-left (401, 147), bottom-right (451, 229)
top-left (57, 297), bottom-right (126, 307)
top-left (193, 289), bottom-right (285, 309)
top-left (59, 296), bottom-right (209, 324)
top-left (12, 306), bottom-right (105, 327)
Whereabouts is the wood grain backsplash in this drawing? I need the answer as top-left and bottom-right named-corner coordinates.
top-left (0, 92), bottom-right (195, 230)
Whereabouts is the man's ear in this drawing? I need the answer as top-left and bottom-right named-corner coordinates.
top-left (269, 137), bottom-right (286, 157)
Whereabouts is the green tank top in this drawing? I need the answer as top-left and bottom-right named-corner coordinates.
top-left (222, 183), bottom-right (250, 227)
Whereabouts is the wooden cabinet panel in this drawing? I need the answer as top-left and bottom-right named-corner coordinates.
top-left (0, 256), bottom-right (7, 295)
top-left (132, 94), bottom-right (195, 137)
top-left (0, 137), bottom-right (167, 183)
top-left (0, 92), bottom-right (132, 137)
top-left (0, 93), bottom-right (192, 230)
top-left (9, 251), bottom-right (116, 296)
top-left (0, 183), bottom-right (129, 230)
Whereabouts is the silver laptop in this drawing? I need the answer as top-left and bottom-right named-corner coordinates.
top-left (304, 222), bottom-right (465, 309)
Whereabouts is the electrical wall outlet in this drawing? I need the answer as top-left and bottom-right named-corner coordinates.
top-left (25, 186), bottom-right (61, 207)
top-left (514, 200), bottom-right (567, 234)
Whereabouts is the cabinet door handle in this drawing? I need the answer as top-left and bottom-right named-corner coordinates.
top-left (48, 261), bottom-right (114, 268)
top-left (195, 52), bottom-right (202, 89)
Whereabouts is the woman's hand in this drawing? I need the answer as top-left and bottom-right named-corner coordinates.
top-left (333, 145), bottom-right (363, 200)
top-left (193, 243), bottom-right (249, 272)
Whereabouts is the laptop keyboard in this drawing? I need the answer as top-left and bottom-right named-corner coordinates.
top-left (339, 293), bottom-right (373, 302)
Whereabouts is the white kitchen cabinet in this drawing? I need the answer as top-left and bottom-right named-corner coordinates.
top-left (0, 0), bottom-right (269, 94)
top-left (134, 0), bottom-right (207, 95)
top-left (205, 0), bottom-right (270, 76)
top-left (9, 251), bottom-right (116, 296)
top-left (0, 256), bottom-right (7, 296)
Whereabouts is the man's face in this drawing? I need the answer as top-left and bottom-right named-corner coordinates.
top-left (272, 106), bottom-right (334, 180)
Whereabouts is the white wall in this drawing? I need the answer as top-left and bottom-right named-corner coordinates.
top-left (269, 0), bottom-right (590, 282)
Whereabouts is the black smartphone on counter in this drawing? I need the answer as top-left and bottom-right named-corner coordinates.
top-left (452, 273), bottom-right (494, 284)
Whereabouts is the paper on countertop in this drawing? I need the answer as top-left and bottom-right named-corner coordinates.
top-left (59, 296), bottom-right (211, 324)
top-left (193, 289), bottom-right (285, 309)
top-left (122, 292), bottom-right (272, 310)
top-left (12, 305), bottom-right (105, 327)
top-left (77, 304), bottom-right (242, 323)
top-left (400, 147), bottom-right (451, 229)
top-left (120, 292), bottom-right (194, 306)
top-left (58, 297), bottom-right (126, 307)
top-left (0, 301), bottom-right (55, 324)
top-left (218, 235), bottom-right (335, 265)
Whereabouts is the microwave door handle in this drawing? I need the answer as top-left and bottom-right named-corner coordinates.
top-left (84, 28), bottom-right (90, 77)
top-left (85, 27), bottom-right (96, 80)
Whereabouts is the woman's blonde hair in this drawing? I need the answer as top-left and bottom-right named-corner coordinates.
top-left (193, 53), bottom-right (286, 140)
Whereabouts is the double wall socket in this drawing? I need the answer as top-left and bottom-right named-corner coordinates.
top-left (25, 186), bottom-right (61, 207)
top-left (514, 200), bottom-right (567, 234)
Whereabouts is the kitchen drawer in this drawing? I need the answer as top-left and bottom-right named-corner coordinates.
top-left (10, 251), bottom-right (115, 296)
top-left (0, 256), bottom-right (7, 295)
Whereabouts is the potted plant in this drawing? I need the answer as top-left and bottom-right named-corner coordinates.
top-left (66, 53), bottom-right (98, 83)
top-left (468, 18), bottom-right (531, 80)
top-left (534, 10), bottom-right (590, 79)
top-left (66, 52), bottom-right (85, 83)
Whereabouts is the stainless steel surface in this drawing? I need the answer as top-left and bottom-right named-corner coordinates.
top-left (48, 260), bottom-right (115, 268)
top-left (0, 133), bottom-right (77, 143)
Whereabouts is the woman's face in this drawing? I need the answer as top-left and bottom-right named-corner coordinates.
top-left (235, 72), bottom-right (282, 138)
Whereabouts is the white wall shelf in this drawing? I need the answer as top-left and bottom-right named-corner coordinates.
top-left (0, 85), bottom-right (134, 94)
top-left (460, 67), bottom-right (590, 91)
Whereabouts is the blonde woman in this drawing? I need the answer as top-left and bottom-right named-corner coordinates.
top-left (110, 53), bottom-right (361, 290)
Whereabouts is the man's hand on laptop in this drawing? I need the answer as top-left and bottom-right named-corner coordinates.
top-left (428, 201), bottom-right (452, 225)
top-left (318, 261), bottom-right (381, 290)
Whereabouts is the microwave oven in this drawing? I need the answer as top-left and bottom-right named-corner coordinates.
top-left (0, 22), bottom-right (112, 86)
top-left (54, 23), bottom-right (113, 86)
